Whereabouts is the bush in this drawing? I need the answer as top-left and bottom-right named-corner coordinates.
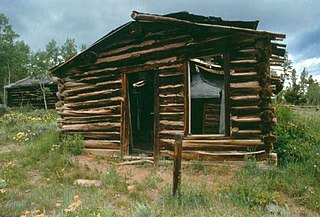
top-left (59, 134), bottom-right (84, 156)
top-left (0, 104), bottom-right (9, 116)
top-left (274, 106), bottom-right (320, 167)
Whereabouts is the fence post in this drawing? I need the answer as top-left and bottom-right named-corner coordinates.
top-left (173, 133), bottom-right (183, 196)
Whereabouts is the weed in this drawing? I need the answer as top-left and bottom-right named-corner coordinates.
top-left (102, 166), bottom-right (128, 192)
top-left (128, 202), bottom-right (152, 217)
top-left (0, 104), bottom-right (9, 115)
top-left (59, 134), bottom-right (84, 156)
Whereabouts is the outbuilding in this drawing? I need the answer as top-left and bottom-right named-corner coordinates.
top-left (51, 11), bottom-right (285, 161)
top-left (4, 76), bottom-right (58, 109)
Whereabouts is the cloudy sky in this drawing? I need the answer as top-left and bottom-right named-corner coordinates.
top-left (1, 0), bottom-right (320, 80)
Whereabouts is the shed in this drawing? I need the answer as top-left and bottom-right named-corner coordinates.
top-left (51, 11), bottom-right (286, 161)
top-left (4, 76), bottom-right (58, 109)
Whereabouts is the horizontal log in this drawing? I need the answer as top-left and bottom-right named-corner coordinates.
top-left (83, 140), bottom-right (120, 149)
top-left (160, 103), bottom-right (184, 113)
top-left (58, 106), bottom-right (121, 116)
top-left (62, 97), bottom-right (122, 109)
top-left (64, 89), bottom-right (121, 102)
top-left (98, 34), bottom-right (191, 59)
top-left (160, 112), bottom-right (184, 121)
top-left (61, 114), bottom-right (120, 120)
top-left (61, 122), bottom-right (120, 131)
top-left (231, 94), bottom-right (260, 101)
top-left (77, 132), bottom-right (120, 140)
top-left (96, 41), bottom-right (189, 65)
top-left (132, 11), bottom-right (285, 39)
top-left (231, 116), bottom-right (261, 123)
top-left (231, 81), bottom-right (259, 89)
top-left (182, 139), bottom-right (263, 146)
top-left (160, 120), bottom-right (184, 127)
top-left (230, 59), bottom-right (257, 64)
top-left (160, 150), bottom-right (267, 161)
top-left (62, 80), bottom-right (121, 96)
top-left (58, 116), bottom-right (120, 124)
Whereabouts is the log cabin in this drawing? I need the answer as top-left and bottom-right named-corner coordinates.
top-left (4, 76), bottom-right (58, 109)
top-left (51, 11), bottom-right (286, 161)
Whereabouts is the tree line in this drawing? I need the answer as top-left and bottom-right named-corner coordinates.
top-left (280, 53), bottom-right (320, 106)
top-left (0, 13), bottom-right (87, 102)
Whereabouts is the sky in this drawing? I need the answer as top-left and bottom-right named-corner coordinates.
top-left (1, 0), bottom-right (320, 80)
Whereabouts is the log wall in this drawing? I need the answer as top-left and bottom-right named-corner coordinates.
top-left (6, 84), bottom-right (57, 109)
top-left (53, 21), bottom-right (284, 160)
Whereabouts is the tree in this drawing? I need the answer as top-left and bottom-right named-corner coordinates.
top-left (283, 68), bottom-right (306, 105)
top-left (80, 44), bottom-right (88, 52)
top-left (300, 67), bottom-right (309, 94)
top-left (290, 68), bottom-right (297, 88)
top-left (46, 39), bottom-right (61, 67)
top-left (282, 52), bottom-right (292, 80)
top-left (61, 38), bottom-right (77, 61)
top-left (0, 13), bottom-right (30, 103)
top-left (306, 82), bottom-right (320, 105)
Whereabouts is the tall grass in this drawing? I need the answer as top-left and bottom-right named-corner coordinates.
top-left (227, 106), bottom-right (320, 212)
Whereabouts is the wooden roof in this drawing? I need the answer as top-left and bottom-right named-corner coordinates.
top-left (51, 11), bottom-right (285, 75)
top-left (5, 76), bottom-right (57, 89)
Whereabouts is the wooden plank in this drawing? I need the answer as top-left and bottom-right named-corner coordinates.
top-left (83, 140), bottom-right (120, 149)
top-left (161, 150), bottom-right (267, 161)
top-left (154, 72), bottom-right (160, 159)
top-left (173, 133), bottom-right (183, 196)
top-left (120, 73), bottom-right (128, 156)
top-left (182, 139), bottom-right (262, 146)
top-left (183, 61), bottom-right (189, 136)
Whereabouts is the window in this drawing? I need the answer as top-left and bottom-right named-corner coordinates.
top-left (189, 55), bottom-right (225, 135)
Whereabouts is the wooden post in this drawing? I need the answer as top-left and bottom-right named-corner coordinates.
top-left (183, 61), bottom-right (190, 136)
top-left (173, 133), bottom-right (183, 196)
top-left (120, 73), bottom-right (129, 157)
top-left (223, 52), bottom-right (231, 136)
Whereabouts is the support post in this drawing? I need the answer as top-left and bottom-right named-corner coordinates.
top-left (173, 133), bottom-right (183, 196)
top-left (154, 72), bottom-right (160, 160)
top-left (223, 52), bottom-right (231, 136)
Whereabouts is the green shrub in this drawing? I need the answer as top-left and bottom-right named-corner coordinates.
top-left (228, 163), bottom-right (281, 208)
top-left (274, 106), bottom-right (320, 168)
top-left (0, 104), bottom-right (9, 116)
top-left (59, 134), bottom-right (84, 156)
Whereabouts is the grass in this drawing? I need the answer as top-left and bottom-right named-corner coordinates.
top-left (0, 107), bottom-right (319, 216)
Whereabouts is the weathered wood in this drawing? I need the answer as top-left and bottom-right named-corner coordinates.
top-left (183, 61), bottom-right (189, 136)
top-left (260, 110), bottom-right (275, 123)
top-left (154, 72), bottom-right (160, 159)
top-left (173, 133), bottom-right (183, 196)
top-left (224, 52), bottom-right (231, 136)
top-left (83, 140), bottom-right (120, 149)
top-left (131, 11), bottom-right (285, 39)
top-left (161, 150), bottom-right (267, 161)
top-left (121, 73), bottom-right (129, 156)
top-left (62, 97), bottom-right (122, 109)
top-left (61, 122), bottom-right (120, 132)
top-left (231, 116), bottom-right (261, 123)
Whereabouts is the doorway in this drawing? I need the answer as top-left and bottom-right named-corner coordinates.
top-left (127, 72), bottom-right (155, 155)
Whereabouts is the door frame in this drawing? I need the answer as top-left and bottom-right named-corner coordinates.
top-left (121, 72), bottom-right (159, 157)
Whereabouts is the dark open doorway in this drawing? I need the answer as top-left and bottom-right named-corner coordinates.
top-left (128, 72), bottom-right (155, 155)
